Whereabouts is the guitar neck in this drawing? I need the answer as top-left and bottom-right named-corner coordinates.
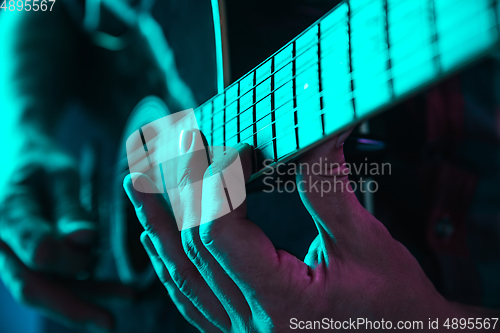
top-left (195, 0), bottom-right (500, 180)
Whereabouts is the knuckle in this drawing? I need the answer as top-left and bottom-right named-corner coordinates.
top-left (199, 222), bottom-right (221, 248)
top-left (202, 168), bottom-right (225, 197)
top-left (135, 197), bottom-right (168, 233)
top-left (178, 167), bottom-right (193, 189)
top-left (181, 231), bottom-right (199, 262)
top-left (156, 264), bottom-right (171, 286)
top-left (141, 218), bottom-right (160, 239)
top-left (133, 204), bottom-right (148, 225)
top-left (170, 266), bottom-right (196, 300)
top-left (199, 228), bottom-right (212, 247)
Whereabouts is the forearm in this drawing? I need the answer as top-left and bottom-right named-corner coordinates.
top-left (0, 6), bottom-right (80, 135)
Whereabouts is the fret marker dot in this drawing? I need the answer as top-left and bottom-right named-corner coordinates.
top-left (304, 83), bottom-right (309, 90)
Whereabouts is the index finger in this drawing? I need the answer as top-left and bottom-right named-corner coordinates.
top-left (198, 145), bottom-right (304, 299)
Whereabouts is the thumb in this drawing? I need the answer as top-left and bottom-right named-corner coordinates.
top-left (175, 128), bottom-right (209, 230)
top-left (297, 130), bottom-right (375, 254)
top-left (51, 169), bottom-right (98, 247)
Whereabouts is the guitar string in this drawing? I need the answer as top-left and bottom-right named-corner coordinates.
top-left (236, 25), bottom-right (495, 152)
top-left (125, 19), bottom-right (486, 175)
top-left (200, 11), bottom-right (351, 116)
top-left (126, 51), bottom-right (385, 170)
top-left (204, 10), bottom-right (489, 146)
top-left (201, 3), bottom-right (488, 137)
top-left (205, 15), bottom-right (405, 123)
top-left (82, 7), bottom-right (494, 206)
top-left (200, 0), bottom-right (467, 124)
top-left (125, 1), bottom-right (487, 168)
top-left (121, 5), bottom-right (492, 174)
top-left (207, 0), bottom-right (457, 119)
top-left (124, 12), bottom-right (492, 173)
top-left (125, 35), bottom-right (362, 168)
top-left (109, 0), bottom-right (441, 175)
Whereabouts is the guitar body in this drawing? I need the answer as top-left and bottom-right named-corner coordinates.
top-left (109, 0), bottom-right (225, 287)
top-left (109, 0), bottom-right (338, 287)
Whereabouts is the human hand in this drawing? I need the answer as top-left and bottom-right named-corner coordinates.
top-left (124, 130), bottom-right (473, 332)
top-left (0, 135), bottom-right (132, 332)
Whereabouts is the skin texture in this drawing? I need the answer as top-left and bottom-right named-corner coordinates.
top-left (124, 132), bottom-right (499, 332)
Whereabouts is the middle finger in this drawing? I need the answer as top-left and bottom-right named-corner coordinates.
top-left (177, 130), bottom-right (251, 325)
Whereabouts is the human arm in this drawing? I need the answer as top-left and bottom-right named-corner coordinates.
top-left (124, 130), bottom-right (500, 332)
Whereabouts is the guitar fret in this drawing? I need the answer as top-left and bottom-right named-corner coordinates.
top-left (317, 23), bottom-right (325, 136)
top-left (320, 3), bottom-right (354, 136)
top-left (389, 0), bottom-right (436, 96)
top-left (296, 25), bottom-right (323, 148)
top-left (254, 59), bottom-right (274, 163)
top-left (225, 82), bottom-right (239, 147)
top-left (292, 40), bottom-right (299, 151)
top-left (188, 0), bottom-right (500, 178)
top-left (210, 100), bottom-right (214, 147)
top-left (347, 1), bottom-right (356, 118)
top-left (350, 0), bottom-right (392, 117)
top-left (252, 70), bottom-right (259, 171)
top-left (237, 82), bottom-right (241, 143)
top-left (274, 44), bottom-right (295, 159)
top-left (383, 0), bottom-right (395, 99)
top-left (252, 71), bottom-right (257, 149)
top-left (223, 91), bottom-right (226, 148)
top-left (213, 94), bottom-right (224, 146)
top-left (270, 56), bottom-right (278, 161)
top-left (239, 73), bottom-right (254, 147)
top-left (429, 0), bottom-right (442, 75)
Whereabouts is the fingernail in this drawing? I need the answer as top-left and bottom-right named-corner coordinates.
top-left (234, 142), bottom-right (251, 151)
top-left (140, 231), bottom-right (158, 257)
top-left (179, 129), bottom-right (195, 155)
top-left (124, 174), bottom-right (158, 207)
top-left (337, 129), bottom-right (353, 148)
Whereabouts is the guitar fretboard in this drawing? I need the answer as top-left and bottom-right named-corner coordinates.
top-left (194, 0), bottom-right (500, 178)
